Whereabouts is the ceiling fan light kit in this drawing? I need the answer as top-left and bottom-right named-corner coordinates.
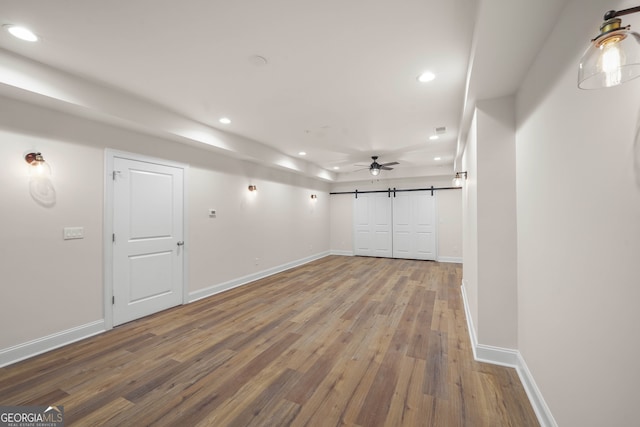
top-left (368, 156), bottom-right (398, 176)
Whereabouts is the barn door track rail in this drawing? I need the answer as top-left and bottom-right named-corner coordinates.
top-left (329, 185), bottom-right (460, 198)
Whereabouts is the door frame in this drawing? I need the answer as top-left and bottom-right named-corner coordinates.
top-left (103, 149), bottom-right (189, 330)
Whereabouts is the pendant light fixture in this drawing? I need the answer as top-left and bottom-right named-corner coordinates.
top-left (578, 6), bottom-right (640, 89)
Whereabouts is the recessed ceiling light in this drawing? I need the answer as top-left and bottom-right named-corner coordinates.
top-left (333, 166), bottom-right (340, 170)
top-left (5, 25), bottom-right (38, 42)
top-left (434, 157), bottom-right (441, 161)
top-left (219, 117), bottom-right (231, 124)
top-left (417, 71), bottom-right (436, 83)
top-left (429, 135), bottom-right (439, 141)
top-left (249, 55), bottom-right (268, 66)
top-left (298, 151), bottom-right (307, 156)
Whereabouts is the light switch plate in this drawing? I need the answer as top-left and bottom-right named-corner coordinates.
top-left (64, 227), bottom-right (84, 240)
top-left (208, 208), bottom-right (216, 216)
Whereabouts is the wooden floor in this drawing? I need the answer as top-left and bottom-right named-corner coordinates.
top-left (0, 256), bottom-right (538, 426)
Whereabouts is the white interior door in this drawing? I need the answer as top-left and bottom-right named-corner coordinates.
top-left (414, 191), bottom-right (436, 260)
top-left (392, 192), bottom-right (412, 258)
top-left (393, 191), bottom-right (436, 260)
top-left (354, 193), bottom-right (392, 257)
top-left (112, 156), bottom-right (184, 326)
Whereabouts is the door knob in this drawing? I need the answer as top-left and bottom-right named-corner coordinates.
top-left (177, 241), bottom-right (184, 246)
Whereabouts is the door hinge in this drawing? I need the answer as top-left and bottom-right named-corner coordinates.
top-left (112, 233), bottom-right (115, 243)
top-left (112, 170), bottom-right (121, 180)
top-left (112, 296), bottom-right (115, 305)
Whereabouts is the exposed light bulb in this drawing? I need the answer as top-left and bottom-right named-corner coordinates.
top-left (600, 40), bottom-right (624, 87)
top-left (25, 152), bottom-right (50, 177)
top-left (452, 171), bottom-right (467, 187)
top-left (370, 167), bottom-right (380, 176)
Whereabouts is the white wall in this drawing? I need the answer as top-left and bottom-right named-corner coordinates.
top-left (436, 188), bottom-right (462, 260)
top-left (515, 0), bottom-right (640, 425)
top-left (462, 112), bottom-right (479, 338)
top-left (329, 177), bottom-right (462, 261)
top-left (476, 96), bottom-right (518, 349)
top-left (329, 194), bottom-right (354, 255)
top-left (462, 96), bottom-right (518, 350)
top-left (0, 128), bottom-right (104, 349)
top-left (0, 95), bottom-right (330, 355)
top-left (188, 167), bottom-right (329, 294)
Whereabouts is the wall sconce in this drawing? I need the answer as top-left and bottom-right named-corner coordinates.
top-left (452, 171), bottom-right (467, 187)
top-left (578, 6), bottom-right (640, 89)
top-left (248, 185), bottom-right (257, 192)
top-left (25, 152), bottom-right (50, 176)
top-left (310, 194), bottom-right (318, 200)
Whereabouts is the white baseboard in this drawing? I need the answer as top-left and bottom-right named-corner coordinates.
top-left (460, 280), bottom-right (517, 367)
top-left (459, 280), bottom-right (555, 427)
top-left (437, 256), bottom-right (462, 263)
top-left (515, 353), bottom-right (558, 427)
top-left (475, 343), bottom-right (519, 367)
top-left (330, 251), bottom-right (456, 261)
top-left (0, 320), bottom-right (105, 368)
top-left (330, 250), bottom-right (354, 256)
top-left (188, 251), bottom-right (331, 303)
top-left (460, 279), bottom-right (480, 359)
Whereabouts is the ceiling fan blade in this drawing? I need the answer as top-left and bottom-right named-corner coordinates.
top-left (380, 166), bottom-right (394, 170)
top-left (379, 161), bottom-right (399, 167)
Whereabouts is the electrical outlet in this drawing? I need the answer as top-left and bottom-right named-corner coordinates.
top-left (63, 227), bottom-right (84, 240)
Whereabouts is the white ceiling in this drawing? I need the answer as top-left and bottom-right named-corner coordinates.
top-left (0, 0), bottom-right (569, 182)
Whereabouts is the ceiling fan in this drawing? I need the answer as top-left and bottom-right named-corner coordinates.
top-left (358, 156), bottom-right (399, 176)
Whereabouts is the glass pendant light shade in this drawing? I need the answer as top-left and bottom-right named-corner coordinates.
top-left (370, 166), bottom-right (380, 176)
top-left (578, 18), bottom-right (640, 89)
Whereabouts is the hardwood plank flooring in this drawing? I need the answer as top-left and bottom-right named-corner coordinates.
top-left (0, 256), bottom-right (539, 426)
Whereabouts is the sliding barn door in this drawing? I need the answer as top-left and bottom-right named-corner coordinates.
top-left (393, 191), bottom-right (436, 260)
top-left (353, 190), bottom-right (436, 260)
top-left (354, 193), bottom-right (392, 257)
